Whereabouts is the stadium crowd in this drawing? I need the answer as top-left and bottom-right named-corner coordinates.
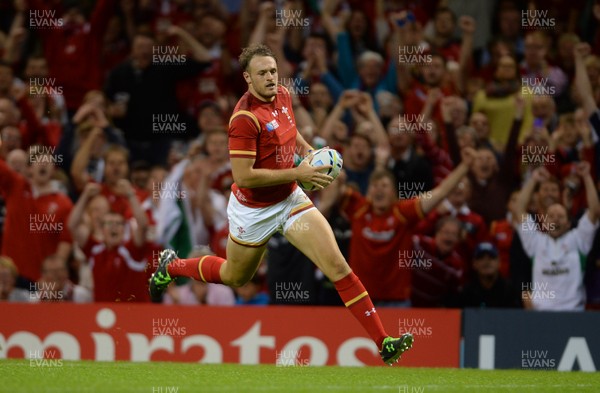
top-left (0, 0), bottom-right (599, 311)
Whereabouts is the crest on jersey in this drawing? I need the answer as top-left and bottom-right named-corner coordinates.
top-left (266, 119), bottom-right (279, 132)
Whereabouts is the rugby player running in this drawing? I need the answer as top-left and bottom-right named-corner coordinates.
top-left (150, 44), bottom-right (414, 365)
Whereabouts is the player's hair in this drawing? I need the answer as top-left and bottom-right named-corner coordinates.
top-left (0, 256), bottom-right (18, 278)
top-left (305, 32), bottom-right (333, 54)
top-left (103, 144), bottom-right (130, 163)
top-left (202, 127), bottom-right (228, 153)
top-left (239, 44), bottom-right (277, 72)
top-left (534, 174), bottom-right (560, 192)
top-left (349, 132), bottom-right (374, 149)
top-left (455, 125), bottom-right (477, 141)
top-left (558, 112), bottom-right (576, 128)
top-left (41, 254), bottom-right (66, 270)
top-left (525, 30), bottom-right (550, 47)
top-left (428, 50), bottom-right (447, 65)
top-left (103, 210), bottom-right (126, 222)
top-left (434, 216), bottom-right (462, 234)
top-left (368, 169), bottom-right (397, 188)
top-left (434, 6), bottom-right (457, 23)
top-left (130, 160), bottom-right (151, 173)
top-left (25, 54), bottom-right (47, 65)
top-left (357, 51), bottom-right (384, 68)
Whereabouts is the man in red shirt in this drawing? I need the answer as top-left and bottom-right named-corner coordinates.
top-left (71, 136), bottom-right (148, 219)
top-left (411, 217), bottom-right (465, 307)
top-left (150, 44), bottom-right (413, 365)
top-left (0, 146), bottom-right (72, 283)
top-left (320, 151), bottom-right (475, 305)
top-left (69, 182), bottom-right (149, 302)
top-left (28, 0), bottom-right (116, 110)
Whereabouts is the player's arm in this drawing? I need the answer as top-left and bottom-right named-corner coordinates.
top-left (577, 162), bottom-right (599, 223)
top-left (116, 179), bottom-right (148, 247)
top-left (419, 148), bottom-right (474, 215)
top-left (512, 167), bottom-right (548, 226)
top-left (67, 182), bottom-right (101, 247)
top-left (296, 131), bottom-right (314, 157)
top-left (230, 112), bottom-right (329, 189)
top-left (573, 43), bottom-right (597, 117)
top-left (70, 127), bottom-right (103, 192)
top-left (231, 156), bottom-right (332, 190)
top-left (55, 242), bottom-right (72, 263)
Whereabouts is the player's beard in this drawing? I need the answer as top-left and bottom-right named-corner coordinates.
top-left (251, 79), bottom-right (277, 102)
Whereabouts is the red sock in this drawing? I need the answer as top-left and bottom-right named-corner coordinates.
top-left (167, 256), bottom-right (224, 284)
top-left (334, 272), bottom-right (388, 349)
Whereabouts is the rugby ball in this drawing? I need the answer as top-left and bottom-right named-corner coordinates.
top-left (298, 148), bottom-right (343, 191)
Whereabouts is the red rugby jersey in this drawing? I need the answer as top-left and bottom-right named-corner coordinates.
top-left (82, 238), bottom-right (149, 302)
top-left (228, 86), bottom-right (298, 207)
top-left (0, 160), bottom-right (73, 281)
top-left (341, 188), bottom-right (424, 302)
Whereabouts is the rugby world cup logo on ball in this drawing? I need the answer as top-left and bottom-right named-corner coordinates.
top-left (298, 148), bottom-right (343, 191)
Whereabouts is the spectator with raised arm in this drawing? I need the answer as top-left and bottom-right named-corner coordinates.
top-left (573, 42), bottom-right (600, 173)
top-left (319, 148), bottom-right (476, 305)
top-left (28, 0), bottom-right (117, 111)
top-left (57, 90), bottom-right (125, 173)
top-left (68, 181), bottom-right (149, 302)
top-left (472, 53), bottom-right (533, 147)
top-left (0, 146), bottom-right (73, 285)
top-left (105, 29), bottom-right (211, 165)
top-left (513, 165), bottom-right (599, 311)
top-left (387, 117), bottom-right (434, 194)
top-left (155, 153), bottom-right (227, 259)
top-left (468, 95), bottom-right (524, 225)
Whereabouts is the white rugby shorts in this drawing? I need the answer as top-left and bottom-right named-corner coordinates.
top-left (227, 187), bottom-right (315, 247)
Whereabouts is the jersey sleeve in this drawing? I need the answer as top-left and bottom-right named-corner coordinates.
top-left (340, 187), bottom-right (368, 219)
top-left (573, 212), bottom-right (599, 254)
top-left (57, 197), bottom-right (74, 244)
top-left (395, 198), bottom-right (425, 226)
top-left (514, 215), bottom-right (544, 258)
top-left (0, 159), bottom-right (23, 198)
top-left (228, 112), bottom-right (260, 159)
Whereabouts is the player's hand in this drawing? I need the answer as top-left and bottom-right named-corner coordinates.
top-left (531, 166), bottom-right (550, 183)
top-left (514, 93), bottom-right (525, 120)
top-left (574, 42), bottom-right (591, 58)
top-left (460, 147), bottom-right (477, 167)
top-left (296, 155), bottom-right (333, 190)
top-left (338, 90), bottom-right (361, 109)
top-left (356, 92), bottom-right (374, 115)
top-left (82, 182), bottom-right (101, 199)
top-left (259, 1), bottom-right (275, 19)
top-left (440, 96), bottom-right (454, 123)
top-left (459, 15), bottom-right (476, 35)
top-left (425, 88), bottom-right (443, 107)
top-left (575, 161), bottom-right (590, 177)
top-left (115, 179), bottom-right (135, 198)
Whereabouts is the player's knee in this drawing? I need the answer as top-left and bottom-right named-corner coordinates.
top-left (321, 254), bottom-right (350, 280)
top-left (223, 269), bottom-right (252, 287)
top-left (228, 276), bottom-right (250, 288)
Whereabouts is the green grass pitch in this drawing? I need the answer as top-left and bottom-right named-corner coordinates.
top-left (2, 359), bottom-right (599, 393)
